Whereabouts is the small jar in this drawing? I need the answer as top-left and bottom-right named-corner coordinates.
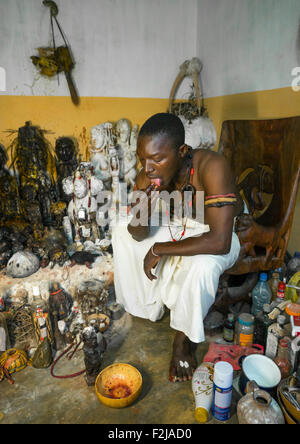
top-left (235, 313), bottom-right (254, 346)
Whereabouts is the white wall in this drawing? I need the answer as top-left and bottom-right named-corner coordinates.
top-left (0, 0), bottom-right (198, 98)
top-left (1, 0), bottom-right (300, 99)
top-left (196, 0), bottom-right (300, 98)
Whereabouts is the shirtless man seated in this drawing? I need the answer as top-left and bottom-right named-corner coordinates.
top-left (111, 113), bottom-right (242, 382)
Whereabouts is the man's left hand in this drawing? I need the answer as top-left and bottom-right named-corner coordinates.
top-left (143, 247), bottom-right (161, 281)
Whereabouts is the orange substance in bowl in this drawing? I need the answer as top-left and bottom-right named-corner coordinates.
top-left (107, 383), bottom-right (132, 399)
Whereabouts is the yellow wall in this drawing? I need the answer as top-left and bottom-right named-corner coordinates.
top-left (0, 85), bottom-right (299, 252)
top-left (0, 96), bottom-right (169, 157)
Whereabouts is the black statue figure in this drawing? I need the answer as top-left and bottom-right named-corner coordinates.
top-left (81, 324), bottom-right (106, 386)
top-left (55, 137), bottom-right (79, 202)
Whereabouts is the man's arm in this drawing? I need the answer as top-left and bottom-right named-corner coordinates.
top-left (152, 155), bottom-right (236, 257)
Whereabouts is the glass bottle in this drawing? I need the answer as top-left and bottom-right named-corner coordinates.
top-left (223, 313), bottom-right (235, 343)
top-left (253, 304), bottom-right (273, 349)
top-left (274, 337), bottom-right (291, 379)
top-left (235, 313), bottom-right (255, 346)
top-left (269, 272), bottom-right (280, 302)
top-left (30, 286), bottom-right (47, 312)
top-left (237, 381), bottom-right (285, 424)
top-left (36, 306), bottom-right (48, 342)
top-left (251, 273), bottom-right (272, 316)
top-left (265, 314), bottom-right (286, 359)
top-left (275, 266), bottom-right (286, 282)
top-left (276, 279), bottom-right (287, 303)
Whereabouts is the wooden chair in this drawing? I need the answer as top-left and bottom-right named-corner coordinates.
top-left (212, 116), bottom-right (300, 312)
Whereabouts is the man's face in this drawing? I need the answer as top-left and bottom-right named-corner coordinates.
top-left (137, 134), bottom-right (182, 189)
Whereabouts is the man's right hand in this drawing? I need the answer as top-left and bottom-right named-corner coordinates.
top-left (129, 183), bottom-right (159, 226)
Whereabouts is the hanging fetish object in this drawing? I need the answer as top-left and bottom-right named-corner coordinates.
top-left (30, 1), bottom-right (79, 105)
top-left (168, 57), bottom-right (217, 150)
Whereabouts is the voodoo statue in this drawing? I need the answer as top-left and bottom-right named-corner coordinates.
top-left (62, 163), bottom-right (103, 248)
top-left (20, 184), bottom-right (44, 238)
top-left (115, 118), bottom-right (138, 192)
top-left (81, 324), bottom-right (106, 386)
top-left (0, 175), bottom-right (20, 222)
top-left (49, 281), bottom-right (73, 321)
top-left (89, 122), bottom-right (115, 190)
top-left (0, 145), bottom-right (19, 221)
top-left (6, 121), bottom-right (57, 226)
top-left (54, 136), bottom-right (79, 202)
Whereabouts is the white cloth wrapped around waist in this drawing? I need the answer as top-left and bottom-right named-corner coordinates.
top-left (111, 200), bottom-right (240, 343)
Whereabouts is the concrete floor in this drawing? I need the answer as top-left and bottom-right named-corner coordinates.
top-left (0, 310), bottom-right (240, 424)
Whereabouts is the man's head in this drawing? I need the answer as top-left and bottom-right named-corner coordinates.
top-left (138, 113), bottom-right (185, 150)
top-left (137, 113), bottom-right (187, 188)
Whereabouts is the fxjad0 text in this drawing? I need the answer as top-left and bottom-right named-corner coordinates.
top-left (107, 428), bottom-right (192, 441)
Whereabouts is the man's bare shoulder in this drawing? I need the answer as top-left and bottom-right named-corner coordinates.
top-left (193, 149), bottom-right (230, 175)
top-left (193, 149), bottom-right (234, 191)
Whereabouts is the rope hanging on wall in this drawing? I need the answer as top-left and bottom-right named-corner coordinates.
top-left (30, 1), bottom-right (80, 105)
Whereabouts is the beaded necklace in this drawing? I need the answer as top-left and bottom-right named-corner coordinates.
top-left (167, 151), bottom-right (195, 242)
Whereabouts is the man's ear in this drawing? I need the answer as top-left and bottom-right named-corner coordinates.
top-left (178, 144), bottom-right (189, 158)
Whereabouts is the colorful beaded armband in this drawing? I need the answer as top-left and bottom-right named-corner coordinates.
top-left (204, 193), bottom-right (237, 208)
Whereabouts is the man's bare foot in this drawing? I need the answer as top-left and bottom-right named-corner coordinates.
top-left (169, 331), bottom-right (197, 382)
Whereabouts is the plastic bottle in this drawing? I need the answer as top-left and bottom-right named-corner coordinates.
top-left (251, 273), bottom-right (272, 316)
top-left (287, 252), bottom-right (300, 281)
top-left (223, 313), bottom-right (235, 343)
top-left (212, 361), bottom-right (233, 421)
top-left (253, 304), bottom-right (273, 349)
top-left (274, 337), bottom-right (291, 379)
top-left (192, 362), bottom-right (214, 423)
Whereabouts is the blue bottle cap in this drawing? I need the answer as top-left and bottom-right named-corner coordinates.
top-left (260, 272), bottom-right (268, 281)
top-left (238, 313), bottom-right (254, 326)
top-left (294, 252), bottom-right (300, 258)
